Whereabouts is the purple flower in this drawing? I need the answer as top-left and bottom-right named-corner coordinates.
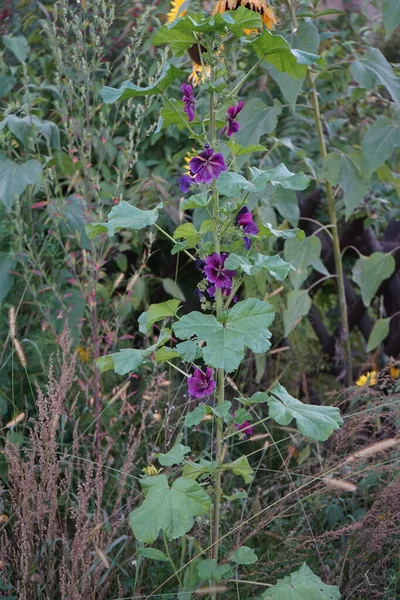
top-left (194, 258), bottom-right (205, 271)
top-left (181, 83), bottom-right (195, 122)
top-left (188, 367), bottom-right (216, 399)
top-left (189, 145), bottom-right (227, 184)
top-left (207, 284), bottom-right (238, 304)
top-left (221, 101), bottom-right (244, 137)
top-left (234, 420), bottom-right (254, 438)
top-left (179, 174), bottom-right (195, 194)
top-left (235, 206), bottom-right (259, 249)
top-left (204, 252), bottom-right (236, 289)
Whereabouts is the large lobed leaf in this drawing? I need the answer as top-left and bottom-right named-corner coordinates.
top-left (173, 298), bottom-right (275, 372)
top-left (252, 29), bottom-right (323, 80)
top-left (0, 158), bottom-right (42, 211)
top-left (267, 383), bottom-right (343, 441)
top-left (262, 563), bottom-right (341, 599)
top-left (352, 252), bottom-right (396, 307)
top-left (129, 475), bottom-right (211, 543)
top-left (86, 201), bottom-right (162, 238)
top-left (101, 63), bottom-right (184, 104)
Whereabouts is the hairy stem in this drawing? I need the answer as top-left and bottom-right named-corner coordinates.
top-left (209, 68), bottom-right (224, 600)
top-left (306, 72), bottom-right (352, 385)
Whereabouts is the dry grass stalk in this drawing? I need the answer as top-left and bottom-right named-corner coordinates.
top-left (345, 438), bottom-right (400, 463)
top-left (322, 477), bottom-right (357, 493)
top-left (5, 413), bottom-right (26, 429)
top-left (12, 338), bottom-right (27, 368)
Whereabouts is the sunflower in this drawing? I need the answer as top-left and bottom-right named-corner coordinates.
top-left (212, 0), bottom-right (277, 30)
top-left (356, 370), bottom-right (378, 387)
top-left (166, 0), bottom-right (189, 24)
top-left (188, 63), bottom-right (212, 86)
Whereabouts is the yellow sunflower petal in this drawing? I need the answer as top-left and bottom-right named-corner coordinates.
top-left (167, 0), bottom-right (189, 24)
top-left (212, 0), bottom-right (277, 30)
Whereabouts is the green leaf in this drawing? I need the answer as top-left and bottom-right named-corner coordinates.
top-left (2, 35), bottom-right (29, 63)
top-left (0, 115), bottom-right (60, 150)
top-left (158, 443), bottom-right (191, 467)
top-left (250, 164), bottom-right (309, 191)
top-left (0, 75), bottom-right (16, 99)
top-left (182, 458), bottom-right (216, 479)
top-left (154, 346), bottom-right (180, 362)
top-left (177, 340), bottom-right (203, 362)
top-left (173, 299), bottom-right (275, 372)
top-left (361, 117), bottom-right (400, 176)
top-left (162, 278), bottom-right (186, 301)
top-left (181, 191), bottom-right (211, 210)
top-left (235, 98), bottom-right (282, 147)
top-left (197, 559), bottom-right (232, 582)
top-left (101, 62), bottom-right (184, 104)
top-left (376, 164), bottom-right (400, 199)
top-left (225, 253), bottom-right (295, 281)
top-left (225, 141), bottom-right (267, 157)
top-left (185, 403), bottom-right (207, 427)
top-left (366, 318), bottom-right (391, 353)
top-left (352, 252), bottom-right (396, 307)
top-left (0, 158), bottom-right (42, 211)
top-left (224, 455), bottom-right (254, 483)
top-left (267, 383), bottom-right (343, 441)
top-left (268, 187), bottom-right (300, 226)
top-left (262, 563), bottom-right (341, 599)
top-left (350, 47), bottom-right (400, 109)
top-left (0, 252), bottom-right (16, 302)
top-left (231, 546), bottom-right (258, 565)
top-left (216, 171), bottom-right (255, 197)
top-left (97, 346), bottom-right (157, 375)
top-left (284, 236), bottom-right (328, 290)
top-left (129, 475), bottom-right (211, 543)
top-left (237, 391), bottom-right (269, 406)
top-left (210, 400), bottom-right (232, 422)
top-left (152, 27), bottom-right (197, 56)
top-left (382, 0), bottom-right (400, 39)
top-left (233, 408), bottom-right (252, 424)
top-left (283, 290), bottom-right (312, 336)
top-left (137, 547), bottom-right (170, 562)
top-left (321, 152), bottom-right (368, 220)
top-left (139, 299), bottom-right (181, 333)
top-left (260, 222), bottom-right (305, 240)
top-left (252, 30), bottom-right (322, 79)
top-left (270, 22), bottom-right (320, 110)
top-left (173, 222), bottom-right (199, 240)
top-left (87, 201), bottom-right (162, 238)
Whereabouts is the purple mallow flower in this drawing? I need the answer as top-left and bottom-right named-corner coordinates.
top-left (204, 252), bottom-right (237, 289)
top-left (179, 174), bottom-right (195, 194)
top-left (189, 145), bottom-right (227, 185)
top-left (181, 83), bottom-right (195, 122)
top-left (188, 367), bottom-right (216, 399)
top-left (207, 284), bottom-right (237, 304)
top-left (234, 420), bottom-right (254, 438)
top-left (235, 206), bottom-right (259, 249)
top-left (221, 101), bottom-right (244, 137)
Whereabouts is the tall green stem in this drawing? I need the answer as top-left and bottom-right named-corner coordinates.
top-left (306, 72), bottom-right (352, 385)
top-left (209, 67), bottom-right (224, 599)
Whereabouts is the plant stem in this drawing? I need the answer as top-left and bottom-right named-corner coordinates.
top-left (154, 223), bottom-right (195, 262)
top-left (162, 530), bottom-right (182, 587)
top-left (306, 72), bottom-right (352, 385)
top-left (209, 67), bottom-right (224, 600)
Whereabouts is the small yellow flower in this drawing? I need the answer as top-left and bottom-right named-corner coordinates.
top-left (356, 370), bottom-right (378, 387)
top-left (167, 0), bottom-right (189, 24)
top-left (77, 345), bottom-right (91, 363)
top-left (212, 0), bottom-right (277, 30)
top-left (142, 465), bottom-right (163, 476)
top-left (389, 361), bottom-right (400, 380)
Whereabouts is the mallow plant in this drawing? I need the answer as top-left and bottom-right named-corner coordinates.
top-left (87, 2), bottom-right (343, 598)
